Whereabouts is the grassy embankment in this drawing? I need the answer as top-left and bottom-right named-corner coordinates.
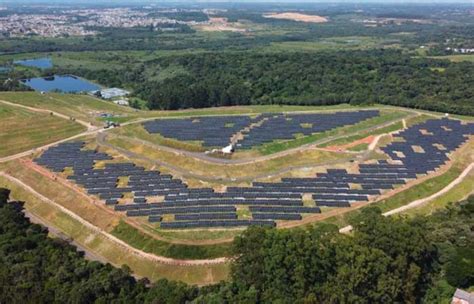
top-left (318, 113), bottom-right (432, 149)
top-left (320, 139), bottom-right (474, 228)
top-left (105, 134), bottom-right (351, 181)
top-left (0, 102), bottom-right (85, 157)
top-left (0, 172), bottom-right (229, 285)
top-left (0, 92), bottom-right (140, 125)
top-left (0, 160), bottom-right (234, 257)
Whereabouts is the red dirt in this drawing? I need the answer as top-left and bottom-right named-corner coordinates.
top-left (325, 135), bottom-right (375, 152)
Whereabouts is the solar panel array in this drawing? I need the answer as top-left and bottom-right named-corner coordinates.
top-left (142, 115), bottom-right (252, 147)
top-left (142, 110), bottom-right (380, 149)
top-left (236, 110), bottom-right (380, 149)
top-left (34, 118), bottom-right (473, 229)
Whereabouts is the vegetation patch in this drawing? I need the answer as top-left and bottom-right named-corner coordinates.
top-left (111, 221), bottom-right (233, 260)
top-left (0, 103), bottom-right (85, 157)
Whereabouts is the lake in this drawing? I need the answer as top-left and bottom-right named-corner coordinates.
top-left (0, 67), bottom-right (11, 73)
top-left (14, 58), bottom-right (53, 69)
top-left (22, 75), bottom-right (101, 93)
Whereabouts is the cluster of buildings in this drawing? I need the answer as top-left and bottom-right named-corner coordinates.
top-left (446, 47), bottom-right (474, 54)
top-left (72, 8), bottom-right (193, 28)
top-left (90, 88), bottom-right (130, 106)
top-left (0, 14), bottom-right (96, 38)
top-left (359, 17), bottom-right (431, 27)
top-left (0, 7), bottom-right (207, 38)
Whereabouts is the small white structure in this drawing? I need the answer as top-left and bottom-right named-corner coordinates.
top-left (221, 144), bottom-right (234, 154)
top-left (113, 99), bottom-right (129, 106)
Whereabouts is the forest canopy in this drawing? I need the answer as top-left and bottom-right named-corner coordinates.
top-left (134, 50), bottom-right (474, 115)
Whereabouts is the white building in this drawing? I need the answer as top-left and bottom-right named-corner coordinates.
top-left (113, 99), bottom-right (129, 106)
top-left (92, 88), bottom-right (130, 99)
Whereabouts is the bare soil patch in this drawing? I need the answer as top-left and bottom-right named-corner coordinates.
top-left (263, 12), bottom-right (328, 23)
top-left (325, 135), bottom-right (375, 152)
top-left (195, 17), bottom-right (248, 32)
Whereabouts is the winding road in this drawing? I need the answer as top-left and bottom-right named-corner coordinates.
top-left (339, 162), bottom-right (474, 233)
top-left (97, 133), bottom-right (359, 183)
top-left (0, 172), bottom-right (229, 266)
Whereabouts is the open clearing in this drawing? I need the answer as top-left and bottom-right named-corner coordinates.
top-left (263, 12), bottom-right (328, 23)
top-left (0, 102), bottom-right (85, 157)
top-left (0, 92), bottom-right (139, 126)
top-left (429, 54), bottom-right (474, 63)
top-left (194, 17), bottom-right (249, 32)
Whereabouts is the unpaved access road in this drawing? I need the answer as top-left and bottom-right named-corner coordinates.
top-left (0, 172), bottom-right (229, 266)
top-left (339, 162), bottom-right (474, 233)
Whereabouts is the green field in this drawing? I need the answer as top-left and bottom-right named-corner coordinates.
top-left (0, 102), bottom-right (85, 157)
top-left (429, 54), bottom-right (474, 63)
top-left (111, 221), bottom-right (233, 259)
top-left (264, 36), bottom-right (401, 53)
top-left (0, 92), bottom-right (140, 125)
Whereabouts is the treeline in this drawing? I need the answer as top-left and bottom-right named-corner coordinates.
top-left (136, 50), bottom-right (474, 115)
top-left (2, 17), bottom-right (470, 54)
top-left (0, 188), bottom-right (199, 303)
top-left (1, 187), bottom-right (473, 303)
top-left (0, 69), bottom-right (33, 91)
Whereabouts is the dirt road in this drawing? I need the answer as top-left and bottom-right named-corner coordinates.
top-left (22, 209), bottom-right (109, 264)
top-left (0, 99), bottom-right (94, 130)
top-left (98, 133), bottom-right (357, 183)
top-left (339, 162), bottom-right (474, 233)
top-left (110, 113), bottom-right (411, 167)
top-left (0, 172), bottom-right (229, 266)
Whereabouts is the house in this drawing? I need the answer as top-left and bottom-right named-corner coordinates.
top-left (452, 289), bottom-right (474, 304)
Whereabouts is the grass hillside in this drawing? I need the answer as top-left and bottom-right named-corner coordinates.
top-left (0, 103), bottom-right (85, 157)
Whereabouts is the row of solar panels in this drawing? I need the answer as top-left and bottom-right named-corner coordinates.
top-left (143, 110), bottom-right (380, 149)
top-left (33, 118), bottom-right (473, 229)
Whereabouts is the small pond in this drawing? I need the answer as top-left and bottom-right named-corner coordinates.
top-left (14, 58), bottom-right (53, 69)
top-left (22, 75), bottom-right (101, 93)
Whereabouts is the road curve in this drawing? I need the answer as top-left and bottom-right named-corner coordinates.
top-left (97, 133), bottom-right (358, 183)
top-left (0, 172), bottom-right (229, 266)
top-left (339, 162), bottom-right (474, 233)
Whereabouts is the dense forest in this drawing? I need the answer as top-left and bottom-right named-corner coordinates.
top-left (135, 50), bottom-right (474, 115)
top-left (0, 188), bottom-right (199, 303)
top-left (1, 187), bottom-right (473, 303)
top-left (40, 49), bottom-right (474, 115)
